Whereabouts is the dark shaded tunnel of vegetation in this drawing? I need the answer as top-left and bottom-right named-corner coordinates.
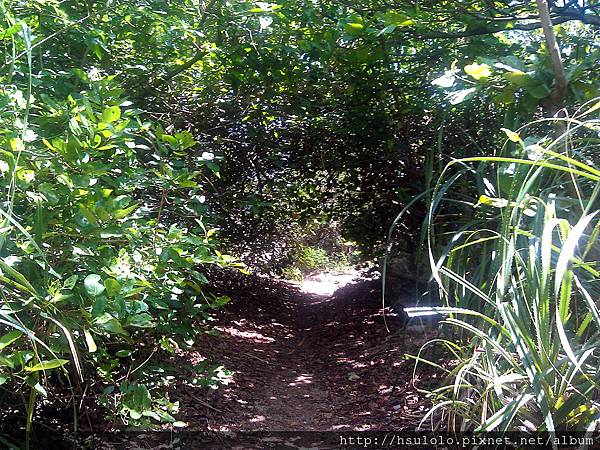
top-left (0, 0), bottom-right (600, 448)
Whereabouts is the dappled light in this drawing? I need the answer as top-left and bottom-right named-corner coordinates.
top-left (170, 270), bottom-right (436, 439)
top-left (0, 0), bottom-right (598, 446)
top-left (217, 327), bottom-right (275, 344)
top-left (289, 375), bottom-right (313, 387)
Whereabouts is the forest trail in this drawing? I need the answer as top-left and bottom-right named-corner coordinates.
top-left (172, 271), bottom-right (435, 442)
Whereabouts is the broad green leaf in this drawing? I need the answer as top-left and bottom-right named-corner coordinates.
top-left (84, 274), bottom-right (105, 297)
top-left (101, 106), bottom-right (121, 123)
top-left (503, 70), bottom-right (533, 87)
top-left (378, 24), bottom-right (397, 35)
top-left (127, 313), bottom-right (156, 328)
top-left (526, 83), bottom-right (551, 99)
top-left (494, 85), bottom-right (517, 104)
top-left (63, 275), bottom-right (78, 290)
top-left (0, 330), bottom-right (22, 350)
top-left (104, 278), bottom-right (121, 297)
top-left (78, 204), bottom-right (99, 226)
top-left (91, 296), bottom-right (107, 317)
top-left (95, 206), bottom-right (111, 221)
top-left (95, 313), bottom-right (127, 335)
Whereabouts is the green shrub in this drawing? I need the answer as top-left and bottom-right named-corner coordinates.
top-left (295, 245), bottom-right (331, 272)
top-left (0, 68), bottom-right (234, 434)
top-left (281, 242), bottom-right (355, 281)
top-left (281, 266), bottom-right (303, 282)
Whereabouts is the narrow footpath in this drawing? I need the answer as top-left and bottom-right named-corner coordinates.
top-left (169, 271), bottom-right (439, 446)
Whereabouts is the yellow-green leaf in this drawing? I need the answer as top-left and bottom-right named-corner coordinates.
top-left (585, 100), bottom-right (600, 116)
top-left (477, 195), bottom-right (509, 208)
top-left (501, 128), bottom-right (521, 143)
top-left (503, 70), bottom-right (532, 87)
top-left (101, 106), bottom-right (121, 123)
top-left (26, 359), bottom-right (69, 372)
top-left (16, 169), bottom-right (35, 183)
top-left (346, 23), bottom-right (363, 30)
top-left (10, 137), bottom-right (24, 152)
top-left (84, 329), bottom-right (97, 353)
top-left (464, 63), bottom-right (491, 80)
top-left (113, 203), bottom-right (139, 219)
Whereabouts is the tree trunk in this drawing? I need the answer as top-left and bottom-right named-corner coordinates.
top-left (536, 0), bottom-right (568, 120)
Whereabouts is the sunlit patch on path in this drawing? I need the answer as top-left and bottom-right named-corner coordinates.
top-left (299, 269), bottom-right (360, 296)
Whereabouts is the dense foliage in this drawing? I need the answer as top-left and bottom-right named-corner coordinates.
top-left (0, 1), bottom-right (238, 439)
top-left (127, 0), bottom-right (600, 259)
top-left (0, 0), bottom-right (599, 441)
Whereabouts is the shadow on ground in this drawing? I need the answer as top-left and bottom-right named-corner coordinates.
top-left (172, 270), bottom-right (440, 434)
top-left (1, 270), bottom-right (445, 449)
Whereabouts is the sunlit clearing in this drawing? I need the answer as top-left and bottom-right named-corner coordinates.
top-left (300, 269), bottom-right (359, 296)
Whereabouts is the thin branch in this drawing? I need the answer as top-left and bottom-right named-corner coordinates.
top-left (415, 16), bottom-right (572, 39)
top-left (552, 6), bottom-right (600, 26)
top-left (414, 10), bottom-right (598, 40)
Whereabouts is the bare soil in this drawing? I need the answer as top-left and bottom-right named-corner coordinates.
top-left (170, 272), bottom-right (440, 441)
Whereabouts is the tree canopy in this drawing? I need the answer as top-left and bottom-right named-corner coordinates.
top-left (0, 0), bottom-right (599, 440)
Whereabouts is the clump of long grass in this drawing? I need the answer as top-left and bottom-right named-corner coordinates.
top-left (407, 100), bottom-right (600, 433)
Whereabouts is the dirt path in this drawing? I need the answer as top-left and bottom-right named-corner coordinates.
top-left (174, 272), bottom-right (435, 436)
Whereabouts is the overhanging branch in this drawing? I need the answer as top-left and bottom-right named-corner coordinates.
top-left (415, 11), bottom-right (598, 39)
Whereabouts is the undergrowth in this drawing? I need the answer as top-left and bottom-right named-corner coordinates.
top-left (280, 222), bottom-right (359, 281)
top-left (406, 100), bottom-right (600, 435)
top-left (0, 8), bottom-right (236, 444)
